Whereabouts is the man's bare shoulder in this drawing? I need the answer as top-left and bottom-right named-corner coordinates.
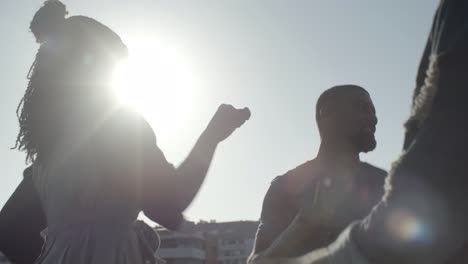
top-left (262, 160), bottom-right (317, 207)
top-left (359, 162), bottom-right (387, 177)
top-left (272, 160), bottom-right (318, 195)
top-left (359, 162), bottom-right (387, 190)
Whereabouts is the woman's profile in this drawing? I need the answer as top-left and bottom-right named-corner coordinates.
top-left (10, 1), bottom-right (250, 263)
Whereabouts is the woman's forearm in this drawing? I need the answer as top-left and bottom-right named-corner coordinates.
top-left (172, 129), bottom-right (219, 212)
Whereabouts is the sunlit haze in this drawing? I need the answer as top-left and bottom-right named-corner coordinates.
top-left (113, 37), bottom-right (203, 136)
top-left (0, 1), bottom-right (439, 223)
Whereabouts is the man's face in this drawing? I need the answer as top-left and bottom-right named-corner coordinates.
top-left (331, 90), bottom-right (378, 153)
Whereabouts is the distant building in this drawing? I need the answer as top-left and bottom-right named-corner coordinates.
top-left (157, 229), bottom-right (206, 264)
top-left (0, 221), bottom-right (258, 264)
top-left (156, 220), bottom-right (258, 264)
top-left (216, 232), bottom-right (254, 264)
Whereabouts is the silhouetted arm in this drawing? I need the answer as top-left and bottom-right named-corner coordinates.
top-left (0, 167), bottom-right (46, 264)
top-left (139, 126), bottom-right (217, 229)
top-left (140, 104), bottom-right (250, 229)
top-left (257, 215), bottom-right (316, 260)
top-left (248, 178), bottom-right (294, 262)
top-left (251, 177), bottom-right (350, 262)
top-left (250, 184), bottom-right (319, 262)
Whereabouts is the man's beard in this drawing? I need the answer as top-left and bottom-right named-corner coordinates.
top-left (354, 132), bottom-right (377, 153)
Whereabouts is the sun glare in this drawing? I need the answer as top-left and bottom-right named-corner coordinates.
top-left (112, 38), bottom-right (201, 126)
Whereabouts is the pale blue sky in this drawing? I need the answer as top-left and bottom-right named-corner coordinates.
top-left (0, 1), bottom-right (438, 222)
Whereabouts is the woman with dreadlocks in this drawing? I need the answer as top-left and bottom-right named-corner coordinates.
top-left (5, 1), bottom-right (250, 263)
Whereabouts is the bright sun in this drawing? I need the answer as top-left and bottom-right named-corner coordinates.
top-left (112, 38), bottom-right (201, 126)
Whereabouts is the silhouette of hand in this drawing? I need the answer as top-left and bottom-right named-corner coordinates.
top-left (205, 104), bottom-right (250, 143)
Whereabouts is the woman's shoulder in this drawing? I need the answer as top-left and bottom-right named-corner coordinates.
top-left (102, 107), bottom-right (155, 140)
top-left (88, 107), bottom-right (157, 157)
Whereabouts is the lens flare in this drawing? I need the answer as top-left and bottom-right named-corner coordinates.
top-left (386, 208), bottom-right (429, 243)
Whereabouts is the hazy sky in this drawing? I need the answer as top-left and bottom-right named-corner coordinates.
top-left (0, 1), bottom-right (438, 223)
